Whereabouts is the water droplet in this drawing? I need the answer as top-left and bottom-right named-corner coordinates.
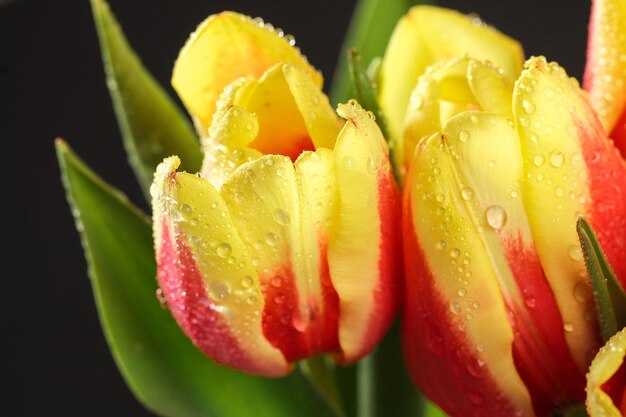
top-left (216, 243), bottom-right (232, 258)
top-left (488, 160), bottom-right (496, 168)
top-left (457, 288), bottom-right (467, 297)
top-left (265, 232), bottom-right (281, 246)
top-left (208, 281), bottom-right (231, 301)
top-left (342, 156), bottom-right (354, 169)
top-left (435, 240), bottom-right (447, 250)
top-left (241, 276), bottom-right (254, 288)
top-left (533, 154), bottom-right (545, 166)
top-left (461, 188), bottom-right (474, 200)
top-left (273, 208), bottom-right (291, 226)
top-left (156, 288), bottom-right (167, 309)
top-left (450, 301), bottom-right (462, 314)
top-left (271, 276), bottom-right (282, 288)
top-left (568, 245), bottom-right (583, 261)
top-left (485, 205), bottom-right (507, 230)
top-left (573, 281), bottom-right (592, 302)
top-left (459, 130), bottom-right (471, 143)
top-left (563, 322), bottom-right (575, 333)
top-left (525, 296), bottom-right (536, 309)
top-left (450, 248), bottom-right (461, 258)
top-left (549, 151), bottom-right (564, 167)
top-left (522, 99), bottom-right (536, 114)
top-left (544, 87), bottom-right (555, 99)
top-left (180, 203), bottom-right (193, 216)
top-left (274, 293), bottom-right (285, 304)
top-left (246, 295), bottom-right (258, 304)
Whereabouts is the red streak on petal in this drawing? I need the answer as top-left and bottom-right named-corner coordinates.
top-left (601, 360), bottom-right (626, 411)
top-left (337, 166), bottom-right (402, 364)
top-left (402, 209), bottom-right (522, 417)
top-left (576, 110), bottom-right (626, 289)
top-left (157, 220), bottom-right (264, 374)
top-left (610, 106), bottom-right (626, 159)
top-left (502, 234), bottom-right (587, 413)
top-left (260, 241), bottom-right (340, 362)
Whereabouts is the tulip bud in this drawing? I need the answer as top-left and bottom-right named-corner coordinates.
top-left (402, 54), bottom-right (626, 416)
top-left (379, 5), bottom-right (524, 180)
top-left (151, 13), bottom-right (400, 376)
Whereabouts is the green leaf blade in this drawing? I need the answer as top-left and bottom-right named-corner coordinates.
top-left (56, 140), bottom-right (341, 417)
top-left (91, 0), bottom-right (202, 199)
top-left (576, 217), bottom-right (626, 342)
top-left (329, 0), bottom-right (431, 106)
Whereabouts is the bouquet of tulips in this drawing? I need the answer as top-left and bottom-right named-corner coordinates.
top-left (57, 0), bottom-right (626, 416)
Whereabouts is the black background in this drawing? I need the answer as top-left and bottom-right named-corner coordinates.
top-left (4, 1), bottom-right (589, 415)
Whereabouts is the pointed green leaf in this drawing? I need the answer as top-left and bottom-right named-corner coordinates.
top-left (576, 217), bottom-right (626, 342)
top-left (56, 140), bottom-right (341, 417)
top-left (91, 0), bottom-right (202, 199)
top-left (329, 0), bottom-right (431, 105)
top-left (347, 48), bottom-right (387, 137)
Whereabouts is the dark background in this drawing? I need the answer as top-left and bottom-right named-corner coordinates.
top-left (4, 0), bottom-right (589, 415)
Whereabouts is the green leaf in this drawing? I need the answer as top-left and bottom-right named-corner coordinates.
top-left (91, 0), bottom-right (202, 200)
top-left (576, 217), bottom-right (626, 343)
top-left (355, 320), bottom-right (448, 417)
top-left (56, 140), bottom-right (341, 417)
top-left (346, 48), bottom-right (387, 137)
top-left (329, 0), bottom-right (430, 105)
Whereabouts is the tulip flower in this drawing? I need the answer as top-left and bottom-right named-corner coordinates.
top-left (150, 12), bottom-right (400, 377)
top-left (586, 327), bottom-right (626, 417)
top-left (387, 4), bottom-right (626, 417)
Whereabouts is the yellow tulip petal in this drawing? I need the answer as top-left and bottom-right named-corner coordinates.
top-left (172, 12), bottom-right (322, 130)
top-left (151, 156), bottom-right (288, 376)
top-left (404, 129), bottom-right (534, 417)
top-left (220, 153), bottom-right (341, 362)
top-left (514, 57), bottom-right (608, 371)
top-left (583, 0), bottom-right (626, 135)
top-left (234, 64), bottom-right (339, 159)
top-left (467, 60), bottom-right (514, 119)
top-left (200, 79), bottom-right (263, 190)
top-left (329, 101), bottom-right (400, 362)
top-left (586, 328), bottom-right (626, 417)
top-left (380, 5), bottom-right (524, 177)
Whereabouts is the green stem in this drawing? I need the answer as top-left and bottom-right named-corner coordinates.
top-left (300, 355), bottom-right (345, 417)
top-left (357, 355), bottom-right (375, 417)
top-left (558, 404), bottom-right (589, 417)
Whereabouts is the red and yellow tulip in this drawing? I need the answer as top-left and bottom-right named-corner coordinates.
top-left (151, 12), bottom-right (400, 376)
top-left (387, 3), bottom-right (626, 416)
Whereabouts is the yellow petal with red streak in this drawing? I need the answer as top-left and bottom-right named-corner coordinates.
top-left (586, 328), bottom-right (626, 417)
top-left (380, 5), bottom-right (524, 179)
top-left (151, 156), bottom-right (288, 376)
top-left (220, 153), bottom-right (341, 362)
top-left (329, 101), bottom-right (400, 363)
top-left (513, 57), bottom-right (602, 372)
top-left (583, 0), bottom-right (626, 135)
top-left (172, 12), bottom-right (322, 130)
top-left (404, 128), bottom-right (534, 416)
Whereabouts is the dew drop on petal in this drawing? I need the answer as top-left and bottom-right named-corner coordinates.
top-left (485, 205), bottom-right (507, 230)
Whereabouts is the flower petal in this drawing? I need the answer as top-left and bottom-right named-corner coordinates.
top-left (219, 153), bottom-right (341, 362)
top-left (151, 156), bottom-right (289, 376)
top-left (586, 328), bottom-right (626, 417)
top-left (583, 0), bottom-right (626, 152)
top-left (330, 101), bottom-right (401, 363)
top-left (514, 57), bottom-right (626, 371)
top-left (380, 5), bottom-right (524, 180)
top-left (233, 64), bottom-right (340, 159)
top-left (172, 12), bottom-right (322, 131)
top-left (403, 130), bottom-right (534, 417)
